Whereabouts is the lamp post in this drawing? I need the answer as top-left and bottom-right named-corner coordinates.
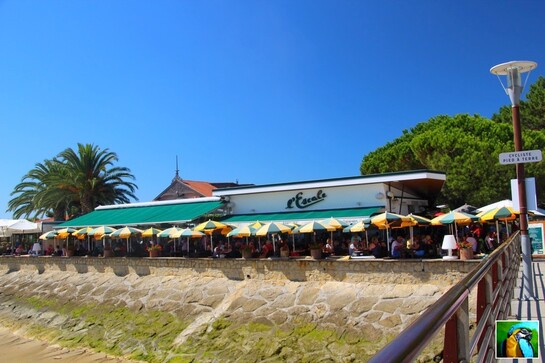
top-left (490, 60), bottom-right (537, 299)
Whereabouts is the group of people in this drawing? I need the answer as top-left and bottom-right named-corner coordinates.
top-left (390, 234), bottom-right (438, 259)
top-left (212, 239), bottom-right (278, 258)
top-left (7, 220), bottom-right (504, 260)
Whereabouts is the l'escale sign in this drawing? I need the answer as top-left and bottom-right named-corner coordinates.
top-left (286, 190), bottom-right (327, 209)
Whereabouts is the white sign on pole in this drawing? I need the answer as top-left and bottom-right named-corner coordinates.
top-left (499, 150), bottom-right (542, 165)
top-left (511, 177), bottom-right (538, 211)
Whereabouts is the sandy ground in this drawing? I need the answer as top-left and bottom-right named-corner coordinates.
top-left (0, 327), bottom-right (135, 363)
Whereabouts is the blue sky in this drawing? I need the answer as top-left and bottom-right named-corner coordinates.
top-left (1, 1), bottom-right (544, 219)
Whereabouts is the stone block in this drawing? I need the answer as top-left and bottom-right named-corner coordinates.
top-left (362, 311), bottom-right (383, 323)
top-left (374, 298), bottom-right (403, 314)
top-left (325, 289), bottom-right (356, 311)
top-left (296, 286), bottom-right (320, 306)
top-left (349, 296), bottom-right (379, 316)
top-left (399, 297), bottom-right (435, 315)
top-left (270, 293), bottom-right (296, 309)
top-left (378, 313), bottom-right (402, 328)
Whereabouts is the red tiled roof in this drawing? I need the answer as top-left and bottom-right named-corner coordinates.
top-left (183, 180), bottom-right (216, 197)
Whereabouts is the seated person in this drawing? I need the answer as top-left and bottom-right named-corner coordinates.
top-left (466, 233), bottom-right (478, 253)
top-left (348, 240), bottom-right (361, 255)
top-left (56, 246), bottom-right (63, 256)
top-left (15, 245), bottom-right (25, 255)
top-left (213, 243), bottom-right (225, 258)
top-left (45, 245), bottom-right (55, 256)
top-left (260, 240), bottom-right (274, 258)
top-left (423, 235), bottom-right (437, 258)
top-left (412, 237), bottom-right (426, 258)
top-left (323, 238), bottom-right (334, 256)
top-left (391, 236), bottom-right (405, 258)
top-left (31, 242), bottom-right (42, 256)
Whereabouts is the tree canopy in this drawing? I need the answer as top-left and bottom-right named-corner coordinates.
top-left (360, 76), bottom-right (545, 210)
top-left (8, 143), bottom-right (138, 220)
top-left (492, 76), bottom-right (545, 131)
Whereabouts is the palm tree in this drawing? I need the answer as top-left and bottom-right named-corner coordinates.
top-left (8, 159), bottom-right (70, 220)
top-left (8, 143), bottom-right (138, 219)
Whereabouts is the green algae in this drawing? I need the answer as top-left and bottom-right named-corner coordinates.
top-left (1, 294), bottom-right (414, 362)
top-left (6, 295), bottom-right (189, 362)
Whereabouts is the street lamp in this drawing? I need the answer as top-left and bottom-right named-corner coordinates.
top-left (490, 60), bottom-right (537, 299)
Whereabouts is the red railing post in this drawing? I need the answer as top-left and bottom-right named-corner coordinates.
top-left (443, 298), bottom-right (469, 363)
top-left (443, 314), bottom-right (459, 363)
top-left (370, 232), bottom-right (521, 362)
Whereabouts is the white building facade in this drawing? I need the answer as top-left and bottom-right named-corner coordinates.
top-left (214, 170), bottom-right (446, 225)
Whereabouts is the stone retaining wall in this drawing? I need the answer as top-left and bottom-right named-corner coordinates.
top-left (0, 255), bottom-right (475, 283)
top-left (0, 256), bottom-right (478, 362)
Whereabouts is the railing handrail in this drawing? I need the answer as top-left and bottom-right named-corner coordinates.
top-left (369, 231), bottom-right (521, 362)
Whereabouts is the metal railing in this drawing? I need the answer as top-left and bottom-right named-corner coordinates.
top-left (369, 232), bottom-right (521, 363)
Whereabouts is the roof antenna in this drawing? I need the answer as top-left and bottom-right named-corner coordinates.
top-left (174, 155), bottom-right (181, 181)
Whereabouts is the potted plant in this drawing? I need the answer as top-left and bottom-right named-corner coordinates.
top-left (102, 238), bottom-right (114, 257)
top-left (64, 238), bottom-right (76, 257)
top-left (147, 243), bottom-right (162, 258)
top-left (240, 244), bottom-right (253, 259)
top-left (280, 243), bottom-right (290, 258)
top-left (66, 247), bottom-right (75, 257)
top-left (457, 239), bottom-right (473, 260)
top-left (309, 242), bottom-right (323, 259)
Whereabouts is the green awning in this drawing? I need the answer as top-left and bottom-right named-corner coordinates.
top-left (59, 200), bottom-right (224, 228)
top-left (221, 206), bottom-right (382, 224)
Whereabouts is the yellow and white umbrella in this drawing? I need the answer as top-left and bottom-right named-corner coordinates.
top-left (171, 228), bottom-right (205, 255)
top-left (88, 226), bottom-right (117, 238)
top-left (319, 217), bottom-right (349, 248)
top-left (158, 227), bottom-right (183, 238)
top-left (71, 226), bottom-right (95, 251)
top-left (227, 225), bottom-right (257, 238)
top-left (39, 230), bottom-right (58, 240)
top-left (194, 220), bottom-right (228, 251)
top-left (194, 219), bottom-right (227, 232)
top-left (370, 212), bottom-right (412, 252)
top-left (256, 222), bottom-right (292, 236)
top-left (110, 226), bottom-right (142, 254)
top-left (73, 226), bottom-right (94, 239)
top-left (110, 226), bottom-right (142, 239)
top-left (295, 221), bottom-right (335, 247)
top-left (55, 227), bottom-right (77, 239)
top-left (477, 206), bottom-right (517, 241)
top-left (431, 211), bottom-right (478, 240)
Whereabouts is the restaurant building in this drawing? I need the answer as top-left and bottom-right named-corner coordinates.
top-left (214, 170), bottom-right (445, 226)
top-left (59, 170), bottom-right (445, 228)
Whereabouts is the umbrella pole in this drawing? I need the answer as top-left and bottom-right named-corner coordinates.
top-left (496, 220), bottom-right (500, 244)
top-left (292, 234), bottom-right (295, 252)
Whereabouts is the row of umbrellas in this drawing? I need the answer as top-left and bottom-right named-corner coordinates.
top-left (40, 207), bottom-right (517, 242)
top-left (39, 225), bottom-right (207, 241)
top-left (38, 206), bottom-right (518, 253)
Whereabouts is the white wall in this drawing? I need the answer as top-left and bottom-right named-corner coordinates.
top-left (227, 183), bottom-right (425, 215)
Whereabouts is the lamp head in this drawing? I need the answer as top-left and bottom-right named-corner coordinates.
top-left (441, 234), bottom-right (459, 260)
top-left (490, 61), bottom-right (537, 106)
top-left (441, 234), bottom-right (457, 250)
